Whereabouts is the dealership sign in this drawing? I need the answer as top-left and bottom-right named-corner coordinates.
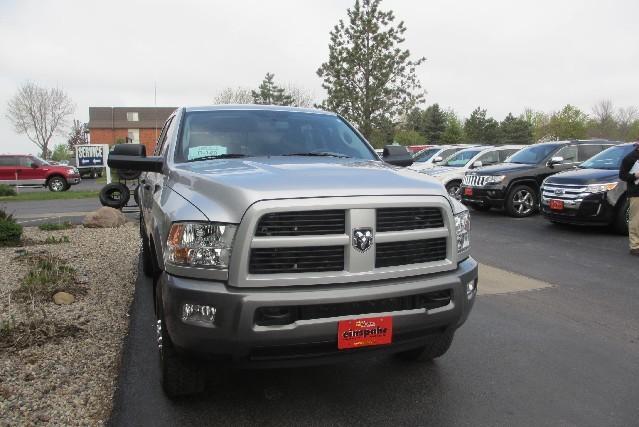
top-left (76, 144), bottom-right (108, 168)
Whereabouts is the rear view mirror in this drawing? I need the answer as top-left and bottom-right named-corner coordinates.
top-left (547, 156), bottom-right (564, 167)
top-left (472, 161), bottom-right (483, 168)
top-left (108, 143), bottom-right (164, 173)
top-left (382, 145), bottom-right (413, 167)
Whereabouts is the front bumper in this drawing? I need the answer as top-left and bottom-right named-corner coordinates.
top-left (460, 185), bottom-right (506, 208)
top-left (67, 174), bottom-right (81, 185)
top-left (160, 257), bottom-right (478, 367)
top-left (540, 193), bottom-right (616, 226)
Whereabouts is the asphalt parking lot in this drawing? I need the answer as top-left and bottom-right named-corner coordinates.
top-left (109, 211), bottom-right (639, 427)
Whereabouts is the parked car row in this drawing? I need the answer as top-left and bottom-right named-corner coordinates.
top-left (395, 139), bottom-right (631, 234)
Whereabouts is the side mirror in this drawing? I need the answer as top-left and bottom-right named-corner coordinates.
top-left (30, 162), bottom-right (38, 168)
top-left (547, 156), bottom-right (564, 167)
top-left (107, 143), bottom-right (164, 173)
top-left (382, 145), bottom-right (413, 167)
top-left (433, 156), bottom-right (444, 163)
top-left (472, 160), bottom-right (483, 168)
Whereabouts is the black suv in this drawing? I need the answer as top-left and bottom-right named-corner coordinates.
top-left (460, 140), bottom-right (616, 217)
top-left (540, 143), bottom-right (633, 233)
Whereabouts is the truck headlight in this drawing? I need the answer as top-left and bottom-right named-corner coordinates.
top-left (167, 222), bottom-right (237, 269)
top-left (485, 175), bottom-right (505, 184)
top-left (585, 182), bottom-right (618, 194)
top-left (454, 210), bottom-right (471, 253)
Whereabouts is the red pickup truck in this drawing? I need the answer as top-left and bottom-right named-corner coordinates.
top-left (0, 154), bottom-right (81, 192)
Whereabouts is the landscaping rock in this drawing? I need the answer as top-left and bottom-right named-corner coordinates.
top-left (82, 207), bottom-right (126, 228)
top-left (53, 292), bottom-right (75, 305)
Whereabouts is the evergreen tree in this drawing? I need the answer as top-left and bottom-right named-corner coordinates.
top-left (500, 113), bottom-right (533, 145)
top-left (464, 107), bottom-right (500, 144)
top-left (252, 73), bottom-right (294, 106)
top-left (317, 0), bottom-right (425, 139)
top-left (422, 103), bottom-right (446, 144)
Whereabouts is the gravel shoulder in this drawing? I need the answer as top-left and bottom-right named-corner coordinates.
top-left (0, 223), bottom-right (139, 426)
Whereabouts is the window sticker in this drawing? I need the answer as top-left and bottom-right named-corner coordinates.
top-left (188, 145), bottom-right (228, 160)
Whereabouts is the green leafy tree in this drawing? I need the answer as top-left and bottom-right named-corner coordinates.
top-left (393, 130), bottom-right (424, 146)
top-left (317, 0), bottom-right (426, 139)
top-left (441, 110), bottom-right (464, 145)
top-left (547, 104), bottom-right (588, 140)
top-left (500, 113), bottom-right (533, 145)
top-left (464, 107), bottom-right (500, 144)
top-left (367, 116), bottom-right (395, 148)
top-left (522, 108), bottom-right (552, 142)
top-left (252, 73), bottom-right (294, 106)
top-left (51, 144), bottom-right (71, 162)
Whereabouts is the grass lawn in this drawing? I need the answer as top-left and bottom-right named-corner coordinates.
top-left (0, 190), bottom-right (99, 202)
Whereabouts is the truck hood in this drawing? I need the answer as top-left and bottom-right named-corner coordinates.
top-left (544, 168), bottom-right (619, 185)
top-left (168, 157), bottom-right (447, 223)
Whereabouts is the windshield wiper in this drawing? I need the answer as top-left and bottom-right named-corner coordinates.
top-left (281, 152), bottom-right (351, 158)
top-left (187, 154), bottom-right (248, 162)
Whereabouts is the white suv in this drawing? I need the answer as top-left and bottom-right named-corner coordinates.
top-left (408, 144), bottom-right (478, 172)
top-left (419, 145), bottom-right (524, 199)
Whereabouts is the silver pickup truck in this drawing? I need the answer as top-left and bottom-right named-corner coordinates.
top-left (108, 105), bottom-right (478, 397)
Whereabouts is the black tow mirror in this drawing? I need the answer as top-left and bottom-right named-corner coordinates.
top-left (382, 145), bottom-right (414, 167)
top-left (107, 143), bottom-right (164, 173)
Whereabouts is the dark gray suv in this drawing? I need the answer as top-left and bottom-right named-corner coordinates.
top-left (109, 105), bottom-right (478, 397)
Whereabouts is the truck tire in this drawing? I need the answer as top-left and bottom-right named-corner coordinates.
top-left (395, 329), bottom-right (455, 361)
top-left (47, 175), bottom-right (68, 192)
top-left (99, 183), bottom-right (130, 209)
top-left (156, 290), bottom-right (205, 398)
top-left (612, 199), bottom-right (630, 235)
top-left (133, 185), bottom-right (140, 207)
top-left (505, 184), bottom-right (537, 217)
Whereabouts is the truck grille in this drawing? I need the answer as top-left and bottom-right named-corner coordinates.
top-left (376, 207), bottom-right (443, 231)
top-left (249, 246), bottom-right (345, 274)
top-left (255, 210), bottom-right (346, 236)
top-left (375, 238), bottom-right (447, 268)
top-left (541, 183), bottom-right (588, 201)
top-left (462, 175), bottom-right (489, 186)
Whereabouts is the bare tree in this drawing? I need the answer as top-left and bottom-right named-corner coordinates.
top-left (617, 106), bottom-right (639, 141)
top-left (592, 99), bottom-right (615, 123)
top-left (67, 119), bottom-right (88, 150)
top-left (283, 84), bottom-right (315, 108)
top-left (6, 82), bottom-right (75, 159)
top-left (213, 87), bottom-right (254, 104)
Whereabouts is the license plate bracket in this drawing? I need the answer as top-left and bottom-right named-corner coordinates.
top-left (337, 316), bottom-right (393, 350)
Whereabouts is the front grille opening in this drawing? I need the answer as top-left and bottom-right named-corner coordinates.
top-left (249, 246), bottom-right (345, 274)
top-left (376, 207), bottom-right (444, 232)
top-left (375, 238), bottom-right (447, 268)
top-left (255, 210), bottom-right (346, 236)
top-left (254, 290), bottom-right (452, 326)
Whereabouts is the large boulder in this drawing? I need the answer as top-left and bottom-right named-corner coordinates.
top-left (83, 207), bottom-right (127, 228)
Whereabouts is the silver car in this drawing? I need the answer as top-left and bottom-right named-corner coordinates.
top-left (109, 105), bottom-right (478, 397)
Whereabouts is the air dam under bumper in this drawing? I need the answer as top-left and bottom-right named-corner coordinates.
top-left (160, 257), bottom-right (478, 367)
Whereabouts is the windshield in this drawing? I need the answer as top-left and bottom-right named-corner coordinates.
top-left (443, 149), bottom-right (482, 167)
top-left (579, 145), bottom-right (634, 170)
top-left (413, 148), bottom-right (440, 163)
top-left (175, 110), bottom-right (376, 163)
top-left (506, 144), bottom-right (558, 165)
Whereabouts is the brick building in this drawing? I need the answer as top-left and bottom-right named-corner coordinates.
top-left (88, 107), bottom-right (176, 154)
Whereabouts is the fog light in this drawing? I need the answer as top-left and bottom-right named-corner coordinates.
top-left (181, 303), bottom-right (216, 324)
top-left (466, 279), bottom-right (477, 298)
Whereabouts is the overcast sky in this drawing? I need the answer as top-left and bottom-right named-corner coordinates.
top-left (1, 0), bottom-right (638, 153)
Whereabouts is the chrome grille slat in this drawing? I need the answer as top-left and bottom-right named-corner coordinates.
top-left (541, 183), bottom-right (588, 201)
top-left (462, 175), bottom-right (489, 187)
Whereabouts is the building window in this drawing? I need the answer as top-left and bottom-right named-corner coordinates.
top-left (127, 129), bottom-right (140, 144)
top-left (127, 112), bottom-right (139, 122)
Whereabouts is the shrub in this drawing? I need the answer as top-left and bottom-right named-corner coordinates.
top-left (43, 235), bottom-right (70, 244)
top-left (0, 184), bottom-right (17, 197)
top-left (12, 252), bottom-right (81, 303)
top-left (0, 209), bottom-right (22, 246)
top-left (38, 222), bottom-right (73, 231)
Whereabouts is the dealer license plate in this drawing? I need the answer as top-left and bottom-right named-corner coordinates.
top-left (464, 187), bottom-right (473, 196)
top-left (337, 316), bottom-right (393, 350)
top-left (549, 199), bottom-right (564, 210)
